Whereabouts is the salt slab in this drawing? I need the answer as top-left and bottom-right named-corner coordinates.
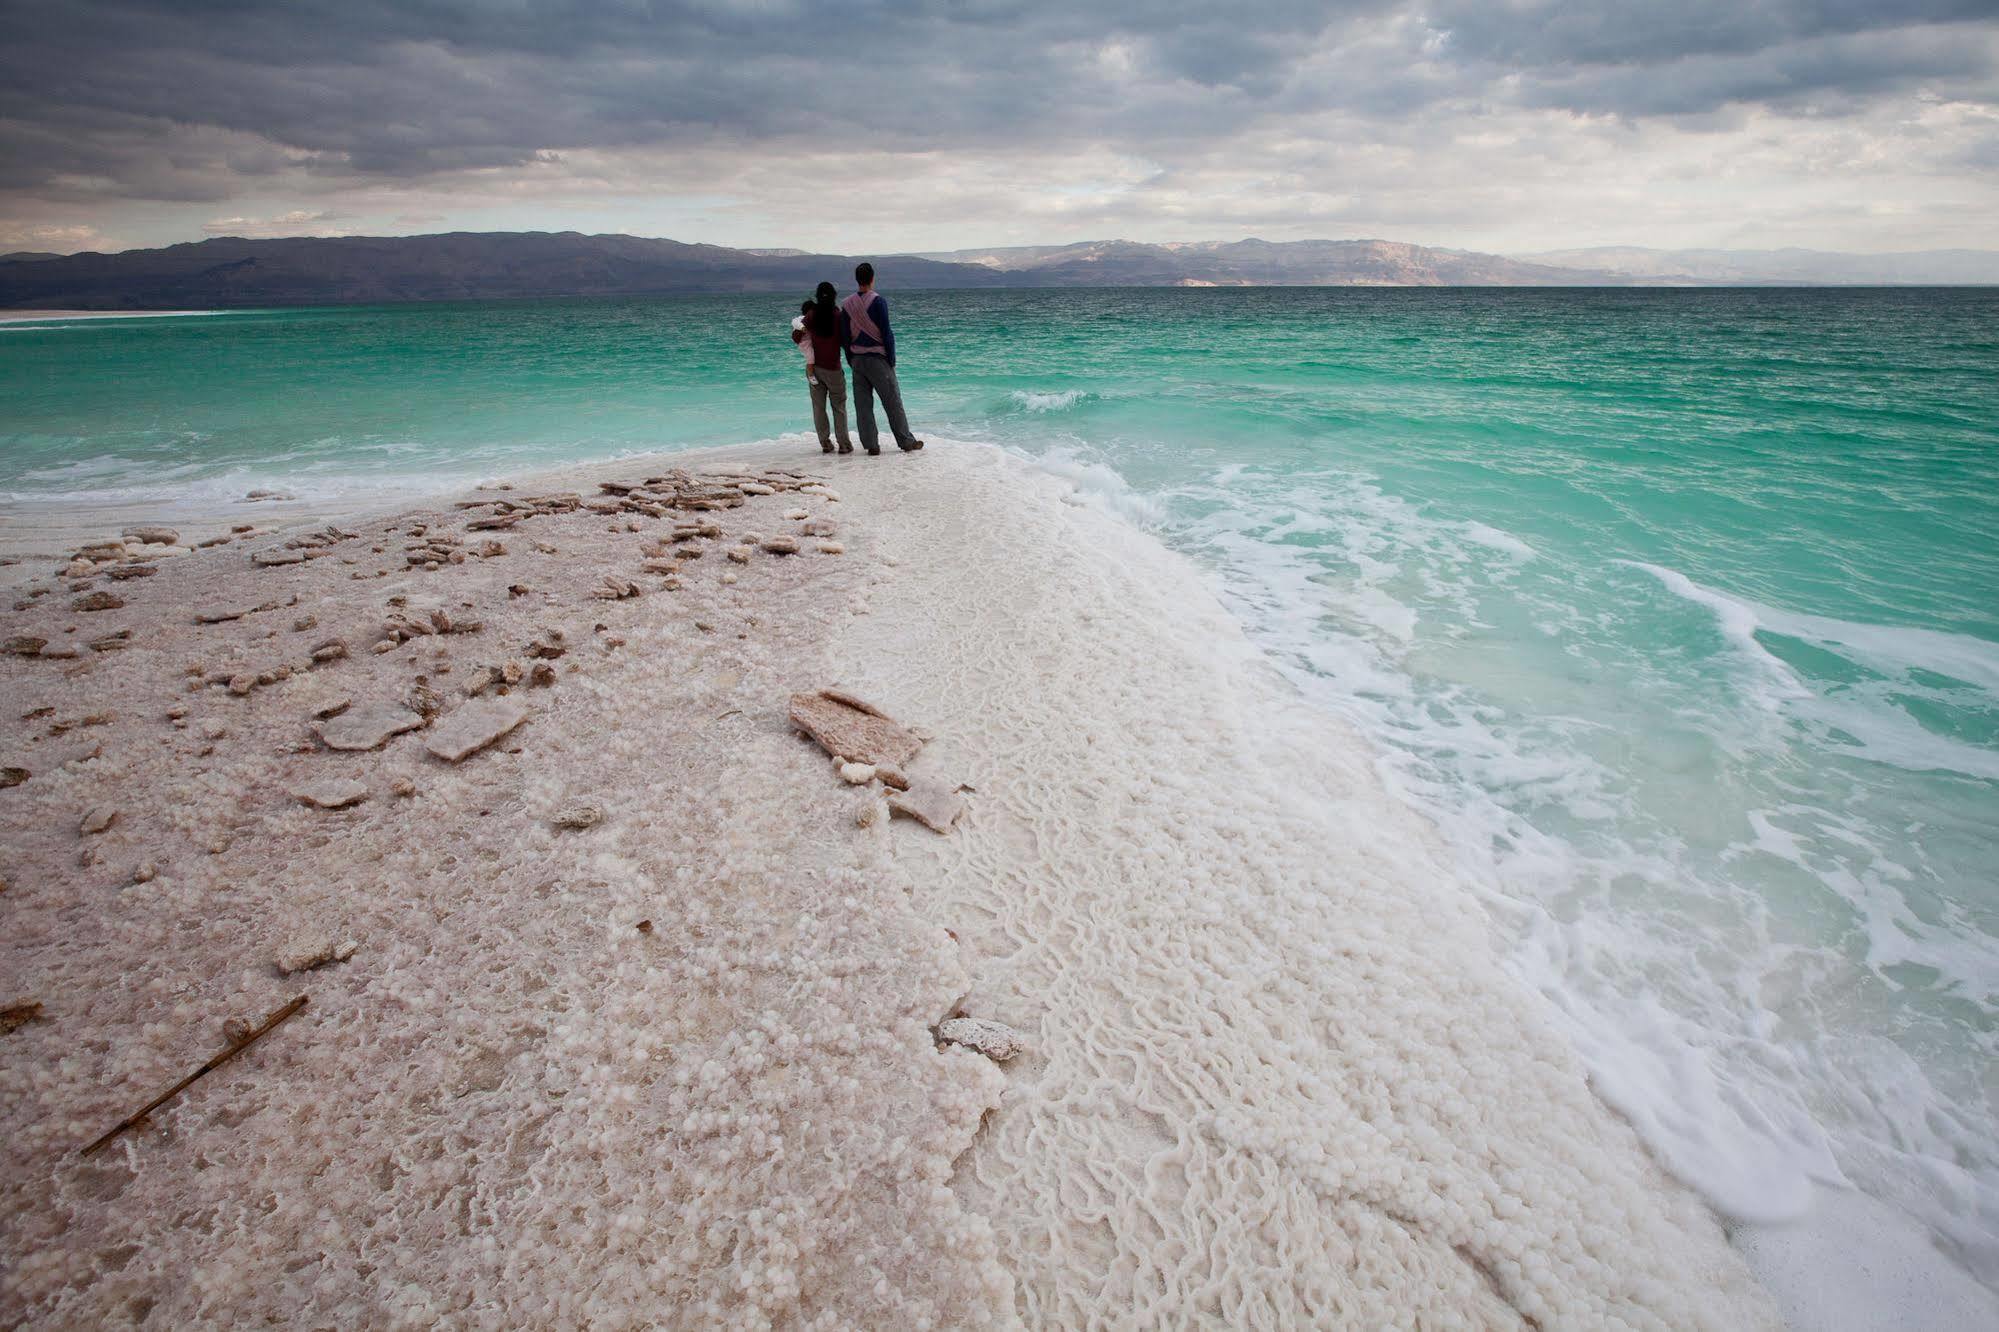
top-left (888, 776), bottom-right (966, 833)
top-left (425, 697), bottom-right (527, 762)
top-left (789, 689), bottom-right (923, 767)
top-left (937, 1017), bottom-right (1024, 1061)
top-left (314, 703), bottom-right (423, 752)
top-left (274, 934), bottom-right (359, 975)
top-left (294, 779), bottom-right (368, 810)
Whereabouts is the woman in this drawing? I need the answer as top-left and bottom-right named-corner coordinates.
top-left (790, 282), bottom-right (853, 454)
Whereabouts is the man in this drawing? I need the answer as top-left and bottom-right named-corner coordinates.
top-left (839, 261), bottom-right (925, 455)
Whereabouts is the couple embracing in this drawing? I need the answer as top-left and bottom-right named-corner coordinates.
top-left (791, 261), bottom-right (925, 456)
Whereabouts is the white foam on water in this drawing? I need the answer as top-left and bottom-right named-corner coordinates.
top-left (1628, 560), bottom-right (1999, 780)
top-left (1006, 387), bottom-right (1090, 412)
top-left (1031, 444), bottom-right (1170, 527)
top-left (1030, 447), bottom-right (1999, 1326)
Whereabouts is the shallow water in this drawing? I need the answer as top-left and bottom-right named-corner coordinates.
top-left (4, 288), bottom-right (1996, 1303)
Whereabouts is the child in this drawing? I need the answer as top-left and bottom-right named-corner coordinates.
top-left (791, 300), bottom-right (817, 375)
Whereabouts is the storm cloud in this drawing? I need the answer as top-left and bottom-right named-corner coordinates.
top-left (0, 0), bottom-right (1994, 252)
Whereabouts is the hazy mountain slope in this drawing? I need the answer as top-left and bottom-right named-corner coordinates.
top-left (0, 232), bottom-right (1014, 309)
top-left (9, 232), bottom-right (1992, 309)
top-left (917, 237), bottom-right (1608, 285)
top-left (1520, 246), bottom-right (1999, 284)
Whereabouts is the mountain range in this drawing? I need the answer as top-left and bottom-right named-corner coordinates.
top-left (1515, 246), bottom-right (1999, 285)
top-left (1, 232), bottom-right (1992, 310)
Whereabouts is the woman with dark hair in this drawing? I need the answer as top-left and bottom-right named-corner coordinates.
top-left (790, 281), bottom-right (853, 454)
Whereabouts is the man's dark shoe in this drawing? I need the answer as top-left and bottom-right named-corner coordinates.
top-left (837, 445), bottom-right (854, 455)
top-left (899, 440), bottom-right (926, 451)
top-left (820, 443), bottom-right (835, 454)
top-left (865, 447), bottom-right (882, 456)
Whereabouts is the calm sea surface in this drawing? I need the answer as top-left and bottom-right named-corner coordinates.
top-left (5, 288), bottom-right (1997, 1289)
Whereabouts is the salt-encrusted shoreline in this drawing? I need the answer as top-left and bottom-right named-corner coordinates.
top-left (0, 440), bottom-right (1782, 1327)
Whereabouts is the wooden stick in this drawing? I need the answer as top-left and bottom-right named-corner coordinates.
top-left (80, 994), bottom-right (308, 1158)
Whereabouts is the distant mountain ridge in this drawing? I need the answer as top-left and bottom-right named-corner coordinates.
top-left (0, 232), bottom-right (1014, 310)
top-left (913, 238), bottom-right (1604, 286)
top-left (2, 231), bottom-right (1992, 310)
top-left (1517, 246), bottom-right (1999, 285)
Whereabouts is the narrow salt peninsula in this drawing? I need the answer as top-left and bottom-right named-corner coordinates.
top-left (0, 441), bottom-right (1779, 1327)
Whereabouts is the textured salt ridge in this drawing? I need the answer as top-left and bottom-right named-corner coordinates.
top-left (824, 443), bottom-right (1784, 1329)
top-left (0, 458), bottom-right (1014, 1327)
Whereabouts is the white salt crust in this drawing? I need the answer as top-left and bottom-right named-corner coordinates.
top-left (0, 458), bottom-right (1010, 1328)
top-left (0, 439), bottom-right (1784, 1329)
top-left (822, 442), bottom-right (1783, 1330)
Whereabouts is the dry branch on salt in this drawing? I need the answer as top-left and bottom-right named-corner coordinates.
top-left (80, 994), bottom-right (309, 1158)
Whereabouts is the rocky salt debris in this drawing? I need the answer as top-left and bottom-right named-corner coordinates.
top-left (551, 801), bottom-right (605, 830)
top-left (816, 541), bottom-right (846, 555)
top-left (293, 778), bottom-right (369, 810)
top-left (273, 934), bottom-right (359, 975)
top-left (425, 697), bottom-right (527, 762)
top-left (79, 806), bottom-right (119, 835)
top-left (463, 661), bottom-right (524, 696)
top-left (1, 768), bottom-right (28, 788)
top-left (761, 536), bottom-right (800, 556)
top-left (789, 689), bottom-right (925, 767)
top-left (1, 1000), bottom-right (46, 1035)
top-left (592, 576), bottom-right (641, 600)
top-left (252, 549), bottom-right (307, 568)
top-left (935, 1017), bottom-right (1024, 1062)
top-left (121, 526), bottom-right (179, 546)
top-left (378, 606), bottom-right (483, 645)
top-left (103, 563), bottom-right (158, 580)
top-left (195, 600), bottom-right (279, 625)
top-left (4, 635), bottom-right (47, 656)
top-left (71, 590), bottom-right (125, 612)
top-left (314, 702), bottom-right (424, 751)
top-left (839, 761), bottom-right (876, 785)
top-left (888, 775), bottom-right (968, 834)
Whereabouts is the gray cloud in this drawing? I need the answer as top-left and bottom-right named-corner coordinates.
top-left (0, 0), bottom-right (1993, 247)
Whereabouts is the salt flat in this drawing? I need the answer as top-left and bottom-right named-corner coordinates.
top-left (0, 441), bottom-right (1778, 1328)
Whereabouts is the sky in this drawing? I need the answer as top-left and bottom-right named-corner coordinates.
top-left (1, 0), bottom-right (1996, 257)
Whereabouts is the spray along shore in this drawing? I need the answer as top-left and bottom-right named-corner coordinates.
top-left (0, 440), bottom-right (1781, 1327)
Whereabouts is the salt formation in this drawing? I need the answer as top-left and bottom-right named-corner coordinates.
top-left (0, 455), bottom-right (1014, 1328)
top-left (291, 778), bottom-right (369, 810)
top-left (827, 444), bottom-right (1782, 1329)
top-left (886, 775), bottom-right (967, 834)
top-left (273, 934), bottom-right (359, 975)
top-left (422, 697), bottom-right (527, 761)
top-left (788, 689), bottom-right (924, 767)
top-left (936, 1017), bottom-right (1024, 1062)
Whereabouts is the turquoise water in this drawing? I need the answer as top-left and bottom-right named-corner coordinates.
top-left (5, 290), bottom-right (1997, 1289)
